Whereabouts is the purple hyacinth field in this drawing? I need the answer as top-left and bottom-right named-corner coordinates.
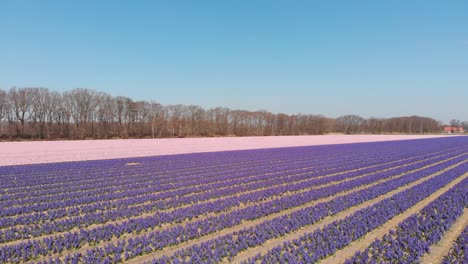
top-left (1, 136), bottom-right (467, 264)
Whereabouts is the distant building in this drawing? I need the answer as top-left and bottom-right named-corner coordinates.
top-left (443, 126), bottom-right (465, 133)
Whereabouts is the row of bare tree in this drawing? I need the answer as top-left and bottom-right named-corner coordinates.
top-left (0, 87), bottom-right (458, 140)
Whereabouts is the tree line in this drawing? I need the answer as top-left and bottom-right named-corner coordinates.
top-left (0, 87), bottom-right (462, 140)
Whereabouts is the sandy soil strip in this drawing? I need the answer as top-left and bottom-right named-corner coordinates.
top-left (0, 135), bottom-right (451, 166)
top-left (124, 160), bottom-right (467, 264)
top-left (318, 172), bottom-right (468, 264)
top-left (229, 162), bottom-right (467, 264)
top-left (419, 208), bottom-right (468, 264)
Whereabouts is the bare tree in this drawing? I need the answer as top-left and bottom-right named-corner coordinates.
top-left (0, 89), bottom-right (8, 137)
top-left (365, 117), bottom-right (385, 134)
top-left (295, 114), bottom-right (329, 135)
top-left (461, 121), bottom-right (468, 131)
top-left (210, 107), bottom-right (230, 136)
top-left (288, 115), bottom-right (298, 135)
top-left (94, 92), bottom-right (115, 139)
top-left (0, 87), bottom-right (447, 140)
top-left (8, 87), bottom-right (34, 137)
top-left (336, 115), bottom-right (365, 134)
top-left (63, 88), bottom-right (98, 139)
top-left (275, 113), bottom-right (288, 135)
top-left (187, 105), bottom-right (205, 136)
top-left (127, 101), bottom-right (146, 138)
top-left (450, 119), bottom-right (461, 127)
top-left (30, 88), bottom-right (54, 139)
top-left (114, 96), bottom-right (131, 138)
top-left (45, 91), bottom-right (63, 139)
top-left (166, 104), bottom-right (190, 137)
top-left (262, 111), bottom-right (276, 136)
top-left (152, 102), bottom-right (168, 137)
top-left (384, 116), bottom-right (439, 134)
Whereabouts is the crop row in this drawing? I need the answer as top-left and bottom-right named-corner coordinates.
top-left (1, 148), bottom-right (316, 194)
top-left (2, 143), bottom-right (458, 230)
top-left (2, 149), bottom-right (464, 250)
top-left (3, 139), bottom-right (443, 209)
top-left (345, 177), bottom-right (468, 263)
top-left (1, 145), bottom-right (409, 212)
top-left (1, 150), bottom-right (323, 201)
top-left (442, 225), bottom-right (468, 264)
top-left (241, 162), bottom-right (467, 264)
top-left (1, 139), bottom-right (453, 197)
top-left (1, 148), bottom-right (459, 239)
top-left (1, 137), bottom-right (466, 263)
top-left (2, 140), bottom-right (384, 190)
top-left (12, 154), bottom-right (465, 263)
top-left (1, 143), bottom-right (401, 208)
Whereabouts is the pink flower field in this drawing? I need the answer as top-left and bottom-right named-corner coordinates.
top-left (0, 134), bottom-right (450, 166)
top-left (1, 135), bottom-right (467, 264)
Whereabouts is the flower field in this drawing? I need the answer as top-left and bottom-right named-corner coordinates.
top-left (0, 135), bottom-right (449, 166)
top-left (1, 136), bottom-right (467, 264)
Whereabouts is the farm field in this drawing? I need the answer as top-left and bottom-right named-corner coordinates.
top-left (0, 134), bottom-right (450, 166)
top-left (0, 136), bottom-right (467, 264)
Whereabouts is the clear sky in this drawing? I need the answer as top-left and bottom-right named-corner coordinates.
top-left (1, 1), bottom-right (467, 123)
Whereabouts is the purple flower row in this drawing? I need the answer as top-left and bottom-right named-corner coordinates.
top-left (2, 139), bottom-right (448, 198)
top-left (2, 148), bottom-right (302, 196)
top-left (345, 177), bottom-right (468, 263)
top-left (1, 147), bottom-right (454, 240)
top-left (442, 225), bottom-right (468, 264)
top-left (2, 143), bottom-right (396, 212)
top-left (4, 144), bottom-right (454, 241)
top-left (1, 150), bottom-right (317, 205)
top-left (0, 137), bottom-right (466, 263)
top-left (242, 162), bottom-right (467, 264)
top-left (2, 139), bottom-right (453, 217)
top-left (51, 153), bottom-right (467, 263)
top-left (4, 146), bottom-right (463, 255)
top-left (1, 156), bottom-right (333, 215)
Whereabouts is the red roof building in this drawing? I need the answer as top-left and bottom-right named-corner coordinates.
top-left (443, 126), bottom-right (465, 133)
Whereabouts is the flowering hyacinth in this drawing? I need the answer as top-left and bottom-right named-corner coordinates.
top-left (156, 161), bottom-right (467, 264)
top-left (1, 148), bottom-right (459, 246)
top-left (345, 177), bottom-right (468, 263)
top-left (5, 154), bottom-right (464, 264)
top-left (0, 136), bottom-right (467, 264)
top-left (442, 224), bottom-right (468, 264)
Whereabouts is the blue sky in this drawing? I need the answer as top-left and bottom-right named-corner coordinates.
top-left (1, 1), bottom-right (467, 123)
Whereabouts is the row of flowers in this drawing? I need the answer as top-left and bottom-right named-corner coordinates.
top-left (346, 176), bottom-right (468, 263)
top-left (32, 151), bottom-right (467, 263)
top-left (1, 142), bottom-right (449, 245)
top-left (244, 162), bottom-right (467, 264)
